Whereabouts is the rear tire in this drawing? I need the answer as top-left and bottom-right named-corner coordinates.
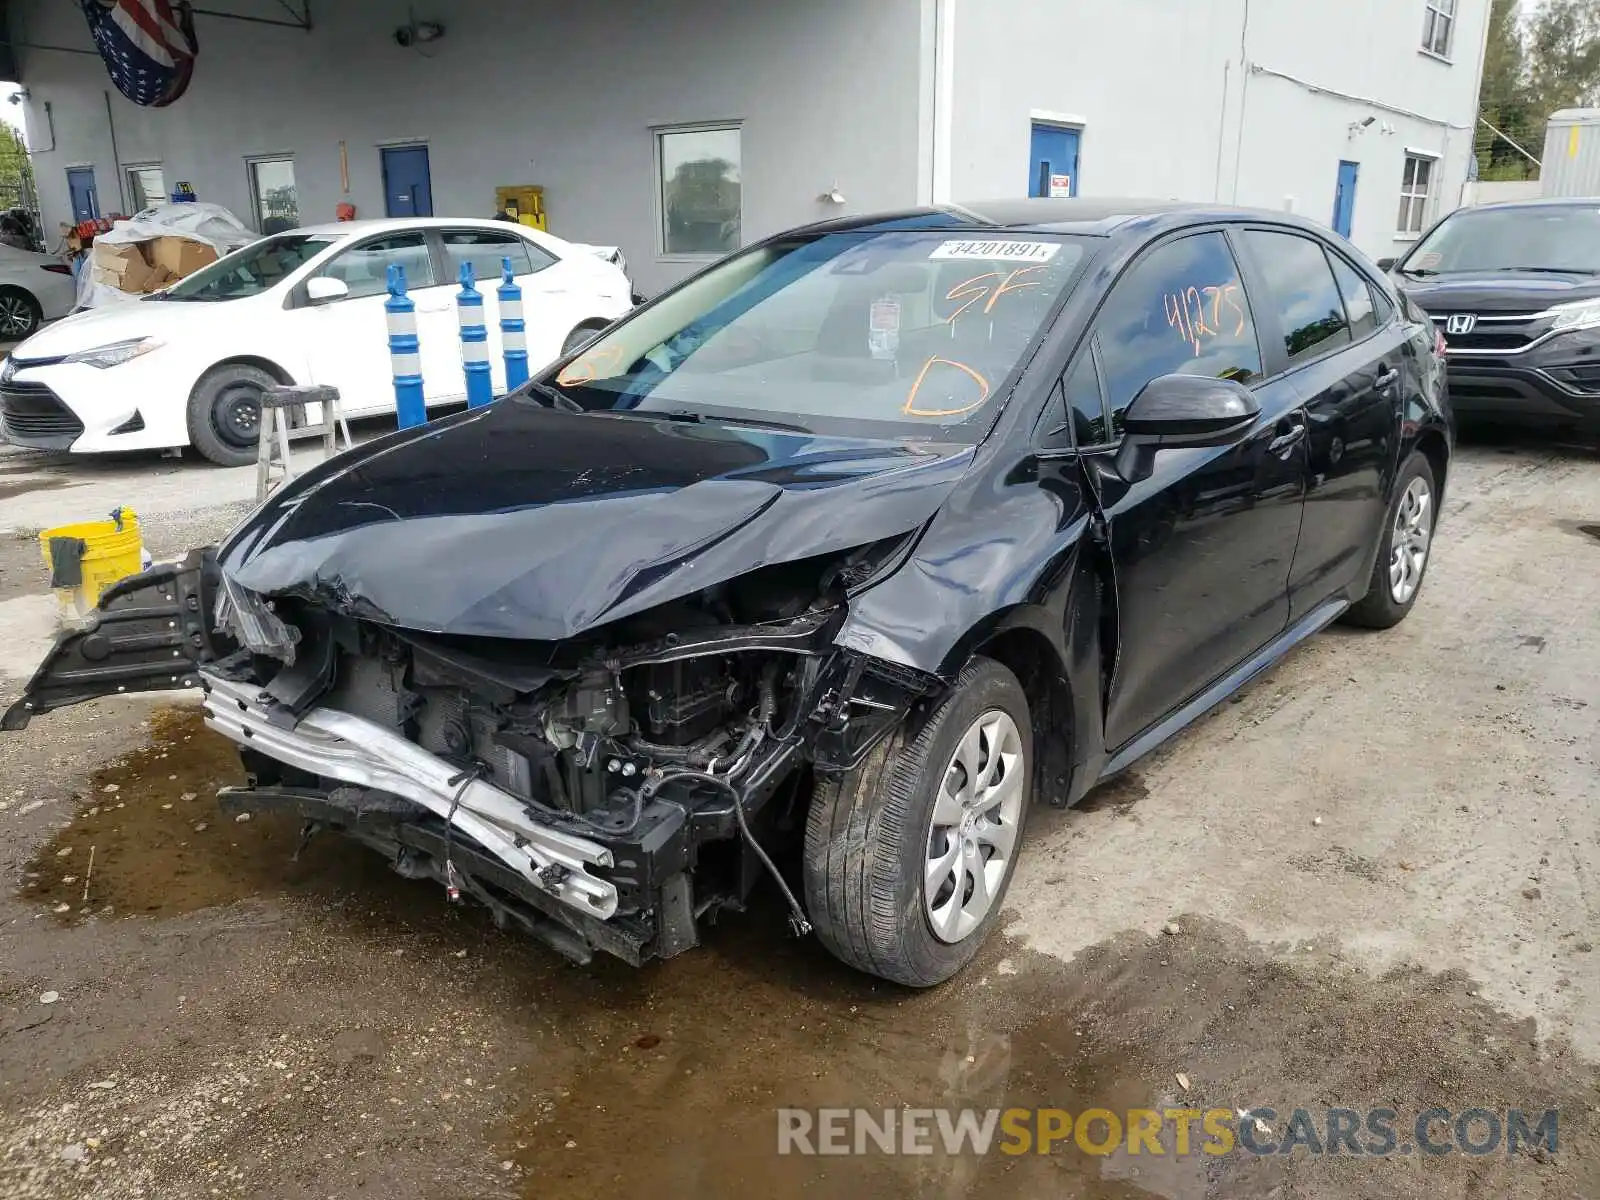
top-left (0, 287), bottom-right (42, 340)
top-left (1344, 451), bottom-right (1438, 629)
top-left (187, 364), bottom-right (276, 467)
top-left (803, 656), bottom-right (1032, 987)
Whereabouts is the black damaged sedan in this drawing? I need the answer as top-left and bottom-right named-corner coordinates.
top-left (5, 200), bottom-right (1452, 986)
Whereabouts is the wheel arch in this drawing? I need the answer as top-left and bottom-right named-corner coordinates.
top-left (194, 355), bottom-right (296, 393)
top-left (1411, 425), bottom-right (1450, 501)
top-left (960, 608), bottom-right (1079, 808)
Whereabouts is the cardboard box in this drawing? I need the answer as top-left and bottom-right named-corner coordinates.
top-left (90, 242), bottom-right (157, 293)
top-left (147, 235), bottom-right (216, 279)
top-left (143, 264), bottom-right (177, 291)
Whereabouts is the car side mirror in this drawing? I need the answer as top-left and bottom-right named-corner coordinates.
top-left (1376, 257), bottom-right (1397, 272)
top-left (1113, 374), bottom-right (1260, 484)
top-left (306, 276), bottom-right (349, 305)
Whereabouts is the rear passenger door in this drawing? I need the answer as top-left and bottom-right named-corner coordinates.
top-left (1234, 229), bottom-right (1404, 621)
top-left (1083, 229), bottom-right (1311, 752)
top-left (420, 228), bottom-right (562, 402)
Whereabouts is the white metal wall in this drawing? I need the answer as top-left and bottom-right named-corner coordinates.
top-left (945, 0), bottom-right (1489, 261)
top-left (9, 0), bottom-right (927, 294)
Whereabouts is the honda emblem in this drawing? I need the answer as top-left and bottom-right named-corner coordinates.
top-left (1446, 314), bottom-right (1477, 336)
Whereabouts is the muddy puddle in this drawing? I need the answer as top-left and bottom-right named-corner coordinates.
top-left (496, 912), bottom-right (1600, 1200)
top-left (0, 477), bottom-right (70, 502)
top-left (20, 705), bottom-right (357, 919)
top-left (13, 708), bottom-right (1600, 1200)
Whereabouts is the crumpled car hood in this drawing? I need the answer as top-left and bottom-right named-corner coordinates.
top-left (220, 399), bottom-right (974, 640)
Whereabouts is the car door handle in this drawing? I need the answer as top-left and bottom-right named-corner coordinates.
top-left (1268, 422), bottom-right (1307, 457)
top-left (1375, 367), bottom-right (1400, 391)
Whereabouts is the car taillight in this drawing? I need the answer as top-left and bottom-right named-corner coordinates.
top-left (40, 263), bottom-right (72, 275)
top-left (1434, 328), bottom-right (1448, 357)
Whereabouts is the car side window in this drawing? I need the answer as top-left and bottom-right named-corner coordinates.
top-left (320, 232), bottom-right (435, 299)
top-left (1093, 231), bottom-right (1263, 438)
top-left (441, 229), bottom-right (555, 283)
top-left (1329, 252), bottom-right (1378, 340)
top-left (1241, 230), bottom-right (1352, 364)
top-left (1036, 351), bottom-right (1108, 450)
top-left (1371, 281), bottom-right (1397, 324)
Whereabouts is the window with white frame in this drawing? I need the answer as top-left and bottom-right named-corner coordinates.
top-left (1422, 0), bottom-right (1456, 58)
top-left (126, 164), bottom-right (164, 211)
top-left (1397, 153), bottom-right (1437, 234)
top-left (656, 124), bottom-right (741, 256)
top-left (248, 157), bottom-right (299, 234)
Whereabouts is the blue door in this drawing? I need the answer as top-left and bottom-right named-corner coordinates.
top-left (381, 146), bottom-right (433, 218)
top-left (1028, 124), bottom-right (1080, 198)
top-left (1332, 160), bottom-right (1360, 238)
top-left (66, 168), bottom-right (99, 222)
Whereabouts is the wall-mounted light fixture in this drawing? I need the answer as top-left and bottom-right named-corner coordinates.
top-left (819, 184), bottom-right (846, 204)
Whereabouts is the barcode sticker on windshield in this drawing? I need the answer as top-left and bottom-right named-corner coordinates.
top-left (930, 239), bottom-right (1060, 264)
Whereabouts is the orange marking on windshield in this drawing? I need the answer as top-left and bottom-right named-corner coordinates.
top-left (557, 343), bottom-right (623, 386)
top-left (902, 356), bottom-right (991, 417)
top-left (944, 266), bottom-right (1047, 324)
top-left (943, 272), bottom-right (1002, 324)
top-left (984, 265), bottom-right (1045, 312)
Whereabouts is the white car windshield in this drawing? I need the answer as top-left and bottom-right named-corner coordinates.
top-left (548, 230), bottom-right (1090, 441)
top-left (157, 233), bottom-right (338, 301)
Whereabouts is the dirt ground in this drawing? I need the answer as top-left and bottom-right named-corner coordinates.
top-left (1, 433), bottom-right (1598, 1199)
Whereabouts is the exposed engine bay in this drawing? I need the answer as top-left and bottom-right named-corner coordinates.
top-left (192, 542), bottom-right (938, 966)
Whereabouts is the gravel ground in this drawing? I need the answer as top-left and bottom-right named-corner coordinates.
top-left (0, 433), bottom-right (1597, 1199)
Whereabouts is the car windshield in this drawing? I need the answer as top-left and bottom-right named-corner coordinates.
top-left (156, 233), bottom-right (338, 301)
top-left (548, 230), bottom-right (1091, 441)
top-left (1402, 205), bottom-right (1600, 275)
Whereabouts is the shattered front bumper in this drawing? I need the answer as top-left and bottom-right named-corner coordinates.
top-left (200, 673), bottom-right (620, 921)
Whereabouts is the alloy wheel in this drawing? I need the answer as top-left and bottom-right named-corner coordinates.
top-left (924, 709), bottom-right (1025, 943)
top-left (1389, 475), bottom-right (1432, 604)
top-left (0, 294), bottom-right (36, 339)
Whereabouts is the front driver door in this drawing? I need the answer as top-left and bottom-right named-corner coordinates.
top-left (1083, 229), bottom-right (1311, 751)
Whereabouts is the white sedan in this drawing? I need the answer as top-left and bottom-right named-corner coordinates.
top-left (0, 242), bottom-right (78, 340)
top-left (0, 218), bottom-right (634, 464)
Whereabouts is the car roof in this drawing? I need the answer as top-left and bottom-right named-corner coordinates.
top-left (1445, 196), bottom-right (1600, 213)
top-left (791, 198), bottom-right (1344, 239)
top-left (290, 216), bottom-right (545, 238)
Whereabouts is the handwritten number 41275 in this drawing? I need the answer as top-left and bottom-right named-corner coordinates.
top-left (1164, 283), bottom-right (1246, 357)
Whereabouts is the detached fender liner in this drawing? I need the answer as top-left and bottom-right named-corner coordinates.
top-left (2, 547), bottom-right (232, 730)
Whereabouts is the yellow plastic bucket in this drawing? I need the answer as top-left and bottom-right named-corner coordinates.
top-left (38, 506), bottom-right (145, 620)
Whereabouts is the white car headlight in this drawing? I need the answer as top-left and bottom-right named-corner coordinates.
top-left (62, 337), bottom-right (163, 369)
top-left (1546, 298), bottom-right (1600, 334)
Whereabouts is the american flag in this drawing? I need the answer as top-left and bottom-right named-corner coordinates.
top-left (79, 0), bottom-right (198, 108)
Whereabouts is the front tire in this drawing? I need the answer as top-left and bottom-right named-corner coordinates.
top-left (187, 364), bottom-right (276, 467)
top-left (1344, 451), bottom-right (1438, 629)
top-left (803, 657), bottom-right (1032, 987)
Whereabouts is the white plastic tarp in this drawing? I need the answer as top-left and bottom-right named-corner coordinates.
top-left (75, 202), bottom-right (257, 309)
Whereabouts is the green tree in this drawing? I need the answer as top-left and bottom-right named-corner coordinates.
top-left (1477, 0), bottom-right (1541, 179)
top-left (0, 124), bottom-right (29, 199)
top-left (1475, 0), bottom-right (1600, 181)
top-left (1526, 0), bottom-right (1600, 119)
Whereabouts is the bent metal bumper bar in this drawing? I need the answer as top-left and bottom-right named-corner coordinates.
top-left (200, 673), bottom-right (619, 919)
